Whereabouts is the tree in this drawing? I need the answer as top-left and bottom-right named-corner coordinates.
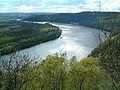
top-left (0, 53), bottom-right (38, 90)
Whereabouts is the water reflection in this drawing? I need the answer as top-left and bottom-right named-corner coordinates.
top-left (1, 23), bottom-right (107, 60)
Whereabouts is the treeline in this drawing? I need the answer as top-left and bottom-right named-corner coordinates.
top-left (0, 53), bottom-right (113, 90)
top-left (23, 12), bottom-right (120, 32)
top-left (0, 20), bottom-right (62, 55)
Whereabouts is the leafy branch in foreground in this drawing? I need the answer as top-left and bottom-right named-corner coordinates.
top-left (0, 53), bottom-right (38, 90)
top-left (0, 53), bottom-right (112, 90)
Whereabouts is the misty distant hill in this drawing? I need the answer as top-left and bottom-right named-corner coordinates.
top-left (0, 13), bottom-right (54, 20)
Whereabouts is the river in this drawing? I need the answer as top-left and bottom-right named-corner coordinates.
top-left (13, 22), bottom-right (105, 60)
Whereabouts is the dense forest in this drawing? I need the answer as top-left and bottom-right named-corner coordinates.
top-left (0, 20), bottom-right (61, 55)
top-left (24, 12), bottom-right (120, 32)
top-left (0, 53), bottom-right (114, 90)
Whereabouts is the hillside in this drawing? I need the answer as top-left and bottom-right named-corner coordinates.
top-left (90, 33), bottom-right (120, 89)
top-left (0, 20), bottom-right (62, 55)
top-left (24, 12), bottom-right (120, 32)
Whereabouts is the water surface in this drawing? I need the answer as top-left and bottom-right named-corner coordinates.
top-left (18, 22), bottom-right (105, 60)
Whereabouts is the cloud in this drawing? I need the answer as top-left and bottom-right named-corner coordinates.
top-left (15, 4), bottom-right (34, 11)
top-left (0, 0), bottom-right (119, 13)
top-left (39, 5), bottom-right (82, 13)
top-left (102, 0), bottom-right (120, 11)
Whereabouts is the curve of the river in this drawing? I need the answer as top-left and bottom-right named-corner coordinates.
top-left (16, 22), bottom-right (106, 60)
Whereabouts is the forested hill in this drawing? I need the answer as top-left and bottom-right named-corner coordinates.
top-left (0, 13), bottom-right (52, 20)
top-left (0, 20), bottom-right (61, 55)
top-left (24, 12), bottom-right (120, 32)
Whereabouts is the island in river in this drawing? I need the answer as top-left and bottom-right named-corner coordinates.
top-left (0, 20), bottom-right (62, 55)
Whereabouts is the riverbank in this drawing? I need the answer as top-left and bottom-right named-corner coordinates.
top-left (0, 20), bottom-right (62, 55)
top-left (3, 22), bottom-right (106, 60)
top-left (23, 12), bottom-right (120, 32)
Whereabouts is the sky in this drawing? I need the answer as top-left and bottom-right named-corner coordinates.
top-left (0, 0), bottom-right (120, 13)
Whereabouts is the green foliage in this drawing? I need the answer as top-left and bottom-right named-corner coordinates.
top-left (0, 54), bottom-right (38, 90)
top-left (0, 54), bottom-right (112, 90)
top-left (91, 33), bottom-right (120, 89)
top-left (0, 20), bottom-right (62, 55)
top-left (21, 53), bottom-right (67, 90)
top-left (67, 57), bottom-right (112, 90)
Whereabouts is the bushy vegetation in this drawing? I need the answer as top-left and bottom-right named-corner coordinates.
top-left (0, 20), bottom-right (61, 55)
top-left (0, 53), bottom-right (113, 90)
top-left (90, 33), bottom-right (120, 89)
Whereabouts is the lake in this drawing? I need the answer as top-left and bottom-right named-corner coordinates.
top-left (16, 22), bottom-right (106, 60)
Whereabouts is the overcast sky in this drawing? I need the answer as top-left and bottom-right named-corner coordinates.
top-left (0, 0), bottom-right (120, 13)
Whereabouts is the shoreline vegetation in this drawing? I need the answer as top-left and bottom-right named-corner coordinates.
top-left (0, 20), bottom-right (62, 55)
